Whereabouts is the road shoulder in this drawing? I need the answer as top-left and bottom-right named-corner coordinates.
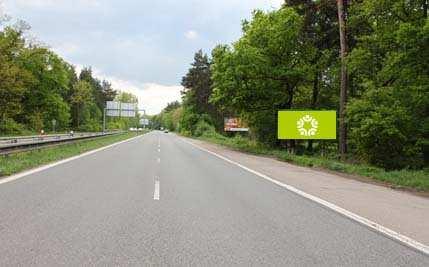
top-left (0, 133), bottom-right (145, 185)
top-left (183, 136), bottom-right (429, 248)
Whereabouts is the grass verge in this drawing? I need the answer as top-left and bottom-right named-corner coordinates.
top-left (196, 133), bottom-right (429, 192)
top-left (0, 131), bottom-right (146, 177)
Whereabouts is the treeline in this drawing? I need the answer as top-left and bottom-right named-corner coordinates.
top-left (0, 21), bottom-right (139, 134)
top-left (156, 0), bottom-right (428, 170)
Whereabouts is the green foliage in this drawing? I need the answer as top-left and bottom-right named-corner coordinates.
top-left (0, 21), bottom-right (120, 135)
top-left (165, 2), bottom-right (428, 172)
top-left (0, 118), bottom-right (25, 135)
top-left (348, 87), bottom-right (424, 169)
top-left (0, 132), bottom-right (146, 177)
top-left (0, 27), bottom-right (34, 129)
top-left (179, 106), bottom-right (200, 133)
top-left (152, 101), bottom-right (183, 132)
top-left (211, 8), bottom-right (314, 142)
top-left (194, 119), bottom-right (216, 137)
top-left (79, 68), bottom-right (117, 113)
top-left (181, 50), bottom-right (223, 131)
top-left (115, 91), bottom-right (138, 104)
top-left (19, 47), bottom-right (72, 131)
top-left (79, 102), bottom-right (102, 132)
top-left (347, 0), bottom-right (429, 169)
top-left (197, 133), bottom-right (429, 192)
top-left (71, 80), bottom-right (93, 129)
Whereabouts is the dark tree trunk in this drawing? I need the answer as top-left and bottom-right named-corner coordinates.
top-left (424, 0), bottom-right (428, 18)
top-left (337, 0), bottom-right (348, 160)
top-left (284, 83), bottom-right (296, 153)
top-left (308, 71), bottom-right (320, 153)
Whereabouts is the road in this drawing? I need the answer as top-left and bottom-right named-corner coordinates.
top-left (0, 131), bottom-right (428, 266)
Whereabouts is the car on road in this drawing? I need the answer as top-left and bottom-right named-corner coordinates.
top-left (164, 129), bottom-right (169, 133)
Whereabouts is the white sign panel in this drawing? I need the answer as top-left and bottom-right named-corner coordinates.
top-left (106, 110), bottom-right (119, 116)
top-left (107, 101), bottom-right (120, 110)
top-left (120, 103), bottom-right (137, 117)
top-left (106, 101), bottom-right (137, 117)
top-left (140, 118), bottom-right (149, 126)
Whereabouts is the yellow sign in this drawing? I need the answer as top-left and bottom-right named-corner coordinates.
top-left (278, 111), bottom-right (336, 139)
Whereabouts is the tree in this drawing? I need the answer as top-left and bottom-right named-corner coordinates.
top-left (115, 91), bottom-right (138, 103)
top-left (285, 0), bottom-right (340, 151)
top-left (337, 0), bottom-right (349, 160)
top-left (164, 101), bottom-right (181, 112)
top-left (101, 80), bottom-right (117, 101)
top-left (211, 8), bottom-right (312, 144)
top-left (71, 80), bottom-right (92, 128)
top-left (0, 19), bottom-right (120, 134)
top-left (20, 47), bottom-right (72, 130)
top-left (346, 0), bottom-right (429, 169)
top-left (181, 50), bottom-right (223, 132)
top-left (0, 27), bottom-right (34, 133)
top-left (79, 68), bottom-right (104, 111)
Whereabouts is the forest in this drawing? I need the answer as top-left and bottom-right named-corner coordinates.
top-left (153, 0), bottom-right (429, 171)
top-left (0, 20), bottom-right (139, 135)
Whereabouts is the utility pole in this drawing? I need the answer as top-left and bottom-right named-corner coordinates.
top-left (337, 0), bottom-right (348, 160)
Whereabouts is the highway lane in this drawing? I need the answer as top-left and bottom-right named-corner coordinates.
top-left (0, 131), bottom-right (428, 266)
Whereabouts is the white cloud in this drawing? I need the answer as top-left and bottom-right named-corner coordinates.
top-left (52, 42), bottom-right (79, 57)
top-left (269, 0), bottom-right (283, 9)
top-left (79, 66), bottom-right (182, 115)
top-left (5, 0), bottom-right (285, 114)
top-left (184, 30), bottom-right (198, 40)
top-left (12, 0), bottom-right (101, 8)
top-left (109, 79), bottom-right (182, 115)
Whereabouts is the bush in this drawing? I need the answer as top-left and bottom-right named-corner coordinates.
top-left (179, 107), bottom-right (200, 134)
top-left (0, 118), bottom-right (26, 135)
top-left (347, 87), bottom-right (424, 170)
top-left (26, 112), bottom-right (44, 132)
top-left (194, 119), bottom-right (216, 137)
top-left (79, 119), bottom-right (101, 132)
top-left (180, 130), bottom-right (192, 137)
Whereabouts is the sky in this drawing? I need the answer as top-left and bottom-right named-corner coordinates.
top-left (2, 0), bottom-right (283, 114)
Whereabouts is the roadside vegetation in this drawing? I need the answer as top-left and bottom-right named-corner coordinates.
top-left (0, 131), bottom-right (146, 177)
top-left (152, 1), bottom-right (429, 191)
top-left (0, 19), bottom-right (141, 135)
top-left (195, 126), bottom-right (429, 192)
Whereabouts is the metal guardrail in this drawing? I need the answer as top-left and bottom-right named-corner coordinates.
top-left (0, 131), bottom-right (123, 155)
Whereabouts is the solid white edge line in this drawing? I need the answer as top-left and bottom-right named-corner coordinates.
top-left (154, 180), bottom-right (160, 200)
top-left (181, 137), bottom-right (429, 255)
top-left (0, 134), bottom-right (145, 186)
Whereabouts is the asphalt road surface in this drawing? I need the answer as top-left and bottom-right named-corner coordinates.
top-left (0, 131), bottom-right (428, 266)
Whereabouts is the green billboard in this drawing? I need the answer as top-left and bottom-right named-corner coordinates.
top-left (278, 110), bottom-right (336, 139)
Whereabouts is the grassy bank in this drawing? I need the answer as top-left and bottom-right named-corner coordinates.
top-left (0, 131), bottom-right (147, 177)
top-left (196, 133), bottom-right (429, 192)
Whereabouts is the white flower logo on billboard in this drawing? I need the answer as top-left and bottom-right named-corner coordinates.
top-left (297, 114), bottom-right (318, 136)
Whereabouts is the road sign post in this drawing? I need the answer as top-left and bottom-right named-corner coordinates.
top-left (52, 119), bottom-right (56, 133)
